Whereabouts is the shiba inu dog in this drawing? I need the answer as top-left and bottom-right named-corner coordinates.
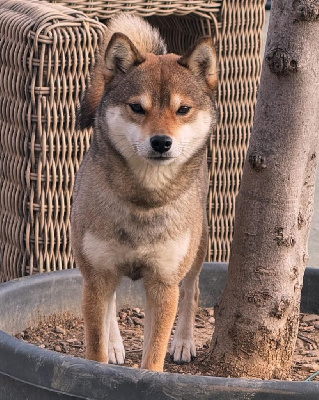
top-left (71, 13), bottom-right (218, 372)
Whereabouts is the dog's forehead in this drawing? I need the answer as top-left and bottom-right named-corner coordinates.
top-left (114, 53), bottom-right (206, 104)
top-left (139, 53), bottom-right (192, 89)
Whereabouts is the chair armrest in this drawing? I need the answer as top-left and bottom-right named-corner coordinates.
top-left (0, 0), bottom-right (105, 280)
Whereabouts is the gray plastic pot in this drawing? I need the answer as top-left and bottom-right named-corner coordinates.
top-left (0, 263), bottom-right (319, 400)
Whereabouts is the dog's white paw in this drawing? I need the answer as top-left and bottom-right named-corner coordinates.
top-left (108, 339), bottom-right (125, 365)
top-left (170, 339), bottom-right (196, 364)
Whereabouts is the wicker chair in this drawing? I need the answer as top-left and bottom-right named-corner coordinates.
top-left (0, 0), bottom-right (265, 282)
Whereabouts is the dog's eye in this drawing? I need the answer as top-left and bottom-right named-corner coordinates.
top-left (176, 106), bottom-right (191, 115)
top-left (129, 103), bottom-right (145, 114)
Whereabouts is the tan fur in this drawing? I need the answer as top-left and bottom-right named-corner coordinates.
top-left (72, 13), bottom-right (218, 372)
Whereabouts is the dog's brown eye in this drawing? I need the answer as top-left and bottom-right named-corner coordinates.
top-left (129, 103), bottom-right (145, 114)
top-left (177, 106), bottom-right (191, 115)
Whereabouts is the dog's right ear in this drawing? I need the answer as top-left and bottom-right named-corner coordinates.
top-left (77, 33), bottom-right (145, 130)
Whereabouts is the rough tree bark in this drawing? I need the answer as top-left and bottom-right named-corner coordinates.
top-left (209, 0), bottom-right (319, 379)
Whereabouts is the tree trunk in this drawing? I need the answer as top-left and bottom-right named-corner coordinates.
top-left (209, 0), bottom-right (319, 379)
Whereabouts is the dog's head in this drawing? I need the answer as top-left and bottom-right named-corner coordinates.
top-left (78, 28), bottom-right (218, 167)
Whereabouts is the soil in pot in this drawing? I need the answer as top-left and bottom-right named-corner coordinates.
top-left (14, 307), bottom-right (319, 382)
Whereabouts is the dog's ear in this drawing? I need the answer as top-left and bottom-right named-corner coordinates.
top-left (104, 32), bottom-right (145, 73)
top-left (178, 37), bottom-right (218, 91)
top-left (77, 33), bottom-right (145, 130)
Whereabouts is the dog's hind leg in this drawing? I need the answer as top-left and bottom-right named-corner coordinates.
top-left (169, 270), bottom-right (199, 363)
top-left (108, 292), bottom-right (125, 364)
top-left (82, 275), bottom-right (118, 363)
top-left (141, 281), bottom-right (179, 371)
top-left (170, 227), bottom-right (207, 364)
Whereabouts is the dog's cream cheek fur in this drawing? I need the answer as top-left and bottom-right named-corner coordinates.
top-left (83, 231), bottom-right (191, 284)
top-left (177, 110), bottom-right (212, 161)
top-left (105, 106), bottom-right (141, 159)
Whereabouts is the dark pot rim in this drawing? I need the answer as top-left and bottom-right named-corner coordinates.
top-left (0, 264), bottom-right (319, 400)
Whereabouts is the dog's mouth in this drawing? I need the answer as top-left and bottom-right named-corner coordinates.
top-left (147, 155), bottom-right (176, 164)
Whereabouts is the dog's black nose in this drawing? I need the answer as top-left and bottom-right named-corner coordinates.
top-left (150, 135), bottom-right (172, 153)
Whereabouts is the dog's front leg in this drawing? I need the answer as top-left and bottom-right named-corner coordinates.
top-left (141, 281), bottom-right (179, 372)
top-left (82, 276), bottom-right (118, 363)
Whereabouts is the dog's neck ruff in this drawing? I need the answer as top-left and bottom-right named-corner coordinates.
top-left (129, 156), bottom-right (181, 191)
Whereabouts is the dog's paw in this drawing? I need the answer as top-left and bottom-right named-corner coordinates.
top-left (170, 339), bottom-right (196, 364)
top-left (108, 339), bottom-right (125, 365)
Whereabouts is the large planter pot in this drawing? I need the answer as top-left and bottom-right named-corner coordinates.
top-left (0, 263), bottom-right (319, 400)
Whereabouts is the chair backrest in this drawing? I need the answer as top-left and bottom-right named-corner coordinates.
top-left (0, 0), bottom-right (265, 281)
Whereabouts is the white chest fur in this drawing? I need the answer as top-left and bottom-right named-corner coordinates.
top-left (83, 231), bottom-right (190, 284)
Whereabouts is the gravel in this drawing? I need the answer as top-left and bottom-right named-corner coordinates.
top-left (14, 308), bottom-right (319, 381)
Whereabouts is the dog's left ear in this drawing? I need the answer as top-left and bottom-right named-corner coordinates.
top-left (178, 37), bottom-right (218, 90)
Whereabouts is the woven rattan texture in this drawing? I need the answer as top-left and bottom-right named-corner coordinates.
top-left (50, 0), bottom-right (222, 18)
top-left (208, 1), bottom-right (264, 261)
top-left (0, 0), bottom-right (265, 281)
top-left (0, 0), bottom-right (105, 281)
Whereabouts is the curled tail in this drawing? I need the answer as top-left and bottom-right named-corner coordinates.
top-left (103, 13), bottom-right (167, 55)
